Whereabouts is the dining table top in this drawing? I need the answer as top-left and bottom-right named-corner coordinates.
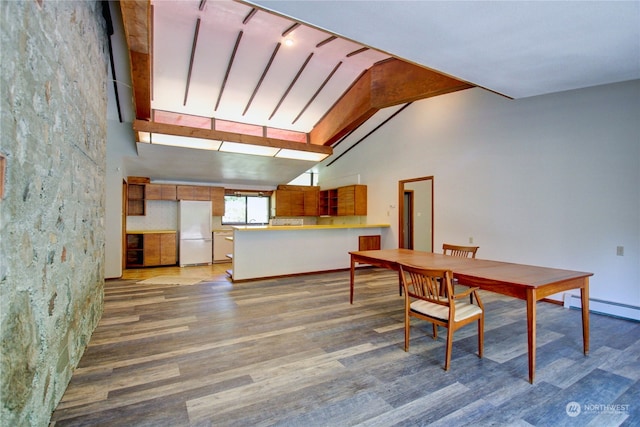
top-left (349, 249), bottom-right (593, 289)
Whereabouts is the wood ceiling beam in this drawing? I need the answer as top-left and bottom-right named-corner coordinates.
top-left (120, 1), bottom-right (151, 120)
top-left (309, 70), bottom-right (377, 148)
top-left (292, 61), bottom-right (342, 125)
top-left (133, 120), bottom-right (333, 156)
top-left (371, 59), bottom-right (473, 108)
top-left (270, 53), bottom-right (314, 120)
top-left (309, 58), bottom-right (473, 146)
top-left (215, 31), bottom-right (243, 112)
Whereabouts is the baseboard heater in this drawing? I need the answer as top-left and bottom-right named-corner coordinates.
top-left (564, 293), bottom-right (639, 322)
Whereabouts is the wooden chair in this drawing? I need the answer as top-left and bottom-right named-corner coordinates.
top-left (399, 263), bottom-right (484, 371)
top-left (442, 243), bottom-right (479, 258)
top-left (443, 243), bottom-right (480, 301)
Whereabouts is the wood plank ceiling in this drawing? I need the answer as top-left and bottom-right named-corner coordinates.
top-left (120, 0), bottom-right (472, 152)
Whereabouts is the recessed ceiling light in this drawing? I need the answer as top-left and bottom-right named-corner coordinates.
top-left (284, 38), bottom-right (294, 47)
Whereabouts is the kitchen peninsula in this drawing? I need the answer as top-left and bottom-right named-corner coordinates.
top-left (231, 224), bottom-right (390, 281)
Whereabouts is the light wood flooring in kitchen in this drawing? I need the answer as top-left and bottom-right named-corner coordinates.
top-left (50, 264), bottom-right (640, 426)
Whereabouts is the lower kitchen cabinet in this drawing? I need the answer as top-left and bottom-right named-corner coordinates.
top-left (126, 232), bottom-right (177, 268)
top-left (159, 233), bottom-right (177, 265)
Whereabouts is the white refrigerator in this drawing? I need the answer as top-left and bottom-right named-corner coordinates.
top-left (179, 200), bottom-right (213, 267)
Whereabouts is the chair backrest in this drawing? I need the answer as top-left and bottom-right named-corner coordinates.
top-left (399, 263), bottom-right (454, 305)
top-left (442, 243), bottom-right (479, 259)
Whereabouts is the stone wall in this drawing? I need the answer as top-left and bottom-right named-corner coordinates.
top-left (0, 1), bottom-right (107, 425)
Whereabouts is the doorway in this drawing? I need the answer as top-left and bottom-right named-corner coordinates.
top-left (398, 176), bottom-right (433, 251)
top-left (403, 190), bottom-right (414, 248)
top-left (122, 179), bottom-right (127, 273)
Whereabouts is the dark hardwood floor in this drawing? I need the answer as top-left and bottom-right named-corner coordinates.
top-left (50, 266), bottom-right (639, 426)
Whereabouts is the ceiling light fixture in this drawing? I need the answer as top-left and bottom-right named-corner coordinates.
top-left (284, 38), bottom-right (294, 47)
top-left (219, 141), bottom-right (279, 157)
top-left (145, 133), bottom-right (222, 151)
top-left (275, 149), bottom-right (329, 162)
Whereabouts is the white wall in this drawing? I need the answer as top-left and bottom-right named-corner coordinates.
top-left (125, 201), bottom-right (179, 232)
top-left (317, 81), bottom-right (640, 319)
top-left (105, 121), bottom-right (137, 278)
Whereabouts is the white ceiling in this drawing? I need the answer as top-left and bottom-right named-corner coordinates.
top-left (129, 140), bottom-right (324, 189)
top-left (250, 0), bottom-right (640, 99)
top-left (113, 0), bottom-right (640, 188)
top-left (152, 0), bottom-right (389, 132)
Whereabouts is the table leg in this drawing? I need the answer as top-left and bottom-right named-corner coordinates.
top-left (350, 255), bottom-right (355, 304)
top-left (581, 278), bottom-right (590, 355)
top-left (526, 288), bottom-right (537, 384)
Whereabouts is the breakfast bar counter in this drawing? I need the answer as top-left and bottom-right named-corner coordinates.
top-left (231, 224), bottom-right (390, 281)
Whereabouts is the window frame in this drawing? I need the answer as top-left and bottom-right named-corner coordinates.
top-left (221, 194), bottom-right (271, 226)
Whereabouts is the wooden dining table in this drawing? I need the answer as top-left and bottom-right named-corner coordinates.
top-left (349, 249), bottom-right (593, 383)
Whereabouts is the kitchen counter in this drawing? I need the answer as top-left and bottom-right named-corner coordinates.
top-left (126, 230), bottom-right (177, 234)
top-left (231, 224), bottom-right (390, 281)
top-left (233, 224), bottom-right (389, 231)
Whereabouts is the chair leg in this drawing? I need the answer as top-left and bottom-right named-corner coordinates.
top-left (432, 323), bottom-right (438, 339)
top-left (404, 315), bottom-right (410, 351)
top-left (478, 315), bottom-right (484, 358)
top-left (444, 327), bottom-right (454, 371)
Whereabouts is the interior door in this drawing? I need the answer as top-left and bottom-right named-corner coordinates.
top-left (122, 179), bottom-right (127, 274)
top-left (399, 176), bottom-right (433, 252)
top-left (403, 190), bottom-right (414, 249)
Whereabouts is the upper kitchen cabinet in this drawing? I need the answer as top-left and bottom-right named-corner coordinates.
top-left (145, 184), bottom-right (177, 201)
top-left (177, 185), bottom-right (210, 201)
top-left (319, 185), bottom-right (367, 216)
top-left (272, 189), bottom-right (303, 217)
top-left (319, 188), bottom-right (338, 216)
top-left (210, 186), bottom-right (225, 216)
top-left (338, 185), bottom-right (367, 216)
top-left (127, 177), bottom-right (149, 216)
top-left (127, 184), bottom-right (145, 216)
top-left (304, 188), bottom-right (319, 216)
top-left (272, 185), bottom-right (319, 217)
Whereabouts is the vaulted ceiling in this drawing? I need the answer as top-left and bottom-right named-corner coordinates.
top-left (113, 0), bottom-right (471, 186)
top-left (111, 0), bottom-right (639, 188)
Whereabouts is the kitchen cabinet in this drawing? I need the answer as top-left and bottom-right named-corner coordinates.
top-left (272, 185), bottom-right (319, 216)
top-left (145, 184), bottom-right (177, 200)
top-left (126, 232), bottom-right (177, 268)
top-left (177, 185), bottom-right (210, 201)
top-left (303, 188), bottom-right (319, 216)
top-left (273, 190), bottom-right (304, 216)
top-left (127, 183), bottom-right (145, 216)
top-left (210, 186), bottom-right (225, 216)
top-left (319, 185), bottom-right (367, 216)
top-left (159, 233), bottom-right (177, 265)
top-left (338, 185), bottom-right (367, 216)
top-left (126, 234), bottom-right (144, 266)
top-left (319, 188), bottom-right (338, 216)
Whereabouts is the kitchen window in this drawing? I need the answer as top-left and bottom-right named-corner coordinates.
top-left (222, 195), bottom-right (270, 225)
